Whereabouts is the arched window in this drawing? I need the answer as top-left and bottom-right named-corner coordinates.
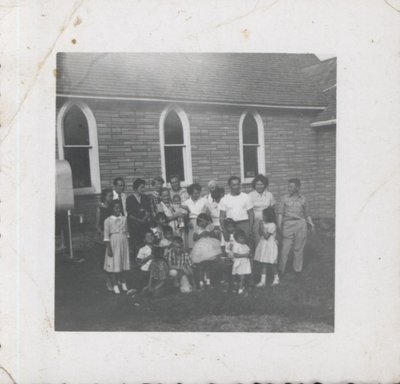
top-left (159, 106), bottom-right (193, 186)
top-left (56, 101), bottom-right (101, 194)
top-left (239, 111), bottom-right (266, 182)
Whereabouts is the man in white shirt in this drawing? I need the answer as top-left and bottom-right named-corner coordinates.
top-left (219, 176), bottom-right (254, 242)
top-left (112, 177), bottom-right (127, 216)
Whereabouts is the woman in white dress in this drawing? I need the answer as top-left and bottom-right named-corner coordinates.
top-left (248, 175), bottom-right (275, 248)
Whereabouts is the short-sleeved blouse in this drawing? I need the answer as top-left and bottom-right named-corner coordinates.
top-left (248, 190), bottom-right (275, 219)
top-left (183, 197), bottom-right (207, 220)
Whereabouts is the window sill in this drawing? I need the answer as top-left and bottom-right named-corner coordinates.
top-left (166, 181), bottom-right (192, 188)
top-left (73, 187), bottom-right (99, 196)
top-left (242, 178), bottom-right (254, 185)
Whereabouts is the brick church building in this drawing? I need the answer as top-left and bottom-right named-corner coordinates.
top-left (56, 53), bottom-right (336, 229)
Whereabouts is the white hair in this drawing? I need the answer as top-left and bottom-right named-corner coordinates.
top-left (207, 179), bottom-right (217, 188)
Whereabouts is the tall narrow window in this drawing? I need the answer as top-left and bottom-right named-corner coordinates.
top-left (239, 111), bottom-right (266, 182)
top-left (160, 106), bottom-right (192, 185)
top-left (57, 101), bottom-right (101, 194)
top-left (164, 110), bottom-right (185, 181)
top-left (63, 105), bottom-right (91, 188)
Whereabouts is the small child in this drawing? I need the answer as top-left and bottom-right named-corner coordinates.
top-left (219, 218), bottom-right (236, 287)
top-left (103, 200), bottom-right (131, 294)
top-left (165, 236), bottom-right (195, 293)
top-left (151, 212), bottom-right (168, 243)
top-left (143, 245), bottom-right (170, 297)
top-left (171, 194), bottom-right (189, 232)
top-left (149, 176), bottom-right (165, 216)
top-left (136, 231), bottom-right (155, 290)
top-left (190, 213), bottom-right (222, 288)
top-left (159, 225), bottom-right (174, 251)
top-left (232, 229), bottom-right (252, 295)
top-left (254, 207), bottom-right (279, 287)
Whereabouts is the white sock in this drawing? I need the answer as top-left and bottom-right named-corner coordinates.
top-left (261, 274), bottom-right (266, 284)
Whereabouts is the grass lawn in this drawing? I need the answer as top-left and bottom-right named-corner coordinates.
top-left (55, 231), bottom-right (334, 332)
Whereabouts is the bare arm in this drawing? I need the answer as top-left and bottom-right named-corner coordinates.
top-left (258, 221), bottom-right (265, 237)
top-left (219, 210), bottom-right (227, 232)
top-left (167, 212), bottom-right (185, 221)
top-left (128, 213), bottom-right (149, 224)
top-left (233, 252), bottom-right (250, 259)
top-left (104, 241), bottom-right (112, 257)
top-left (247, 208), bottom-right (254, 233)
top-left (277, 214), bottom-right (283, 230)
top-left (136, 247), bottom-right (153, 265)
top-left (138, 255), bottom-right (152, 264)
top-left (153, 279), bottom-right (166, 291)
top-left (103, 219), bottom-right (112, 256)
top-left (303, 198), bottom-right (314, 230)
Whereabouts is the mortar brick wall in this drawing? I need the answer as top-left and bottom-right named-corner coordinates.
top-left (56, 98), bottom-right (335, 227)
top-left (315, 127), bottom-right (336, 219)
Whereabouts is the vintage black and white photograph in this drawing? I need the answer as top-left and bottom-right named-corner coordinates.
top-left (55, 52), bottom-right (336, 332)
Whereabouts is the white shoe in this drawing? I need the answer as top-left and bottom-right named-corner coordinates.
top-left (271, 275), bottom-right (280, 286)
top-left (256, 282), bottom-right (266, 288)
top-left (238, 288), bottom-right (244, 295)
top-left (121, 283), bottom-right (128, 292)
top-left (113, 285), bottom-right (120, 294)
top-left (199, 281), bottom-right (204, 289)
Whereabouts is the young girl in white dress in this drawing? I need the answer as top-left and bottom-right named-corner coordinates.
top-left (254, 207), bottom-right (279, 287)
top-left (232, 229), bottom-right (252, 295)
top-left (103, 200), bottom-right (131, 294)
top-left (190, 213), bottom-right (222, 288)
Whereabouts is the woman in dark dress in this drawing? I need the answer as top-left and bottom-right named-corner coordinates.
top-left (126, 178), bottom-right (153, 253)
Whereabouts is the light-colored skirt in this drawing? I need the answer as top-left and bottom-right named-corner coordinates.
top-left (191, 237), bottom-right (222, 264)
top-left (254, 237), bottom-right (278, 264)
top-left (232, 257), bottom-right (252, 275)
top-left (104, 233), bottom-right (130, 273)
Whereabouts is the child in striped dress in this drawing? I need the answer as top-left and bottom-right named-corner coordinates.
top-left (165, 236), bottom-right (195, 293)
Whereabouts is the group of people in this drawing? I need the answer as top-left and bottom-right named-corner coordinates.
top-left (96, 174), bottom-right (314, 296)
